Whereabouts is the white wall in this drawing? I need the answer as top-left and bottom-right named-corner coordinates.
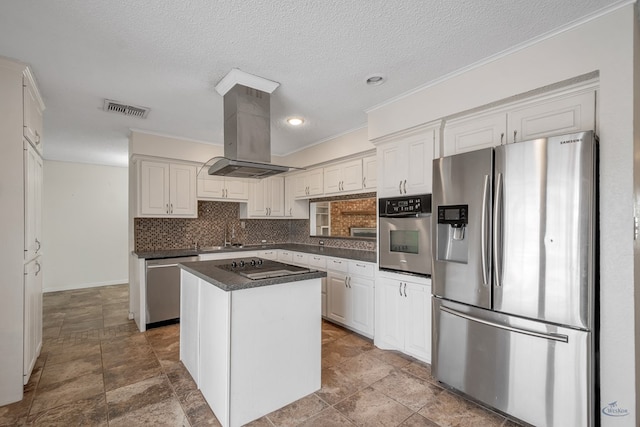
top-left (43, 161), bottom-right (128, 291)
top-left (368, 4), bottom-right (637, 425)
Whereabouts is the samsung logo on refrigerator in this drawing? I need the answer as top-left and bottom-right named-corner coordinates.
top-left (560, 138), bottom-right (583, 144)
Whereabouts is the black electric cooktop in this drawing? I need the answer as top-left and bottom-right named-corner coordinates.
top-left (217, 258), bottom-right (315, 280)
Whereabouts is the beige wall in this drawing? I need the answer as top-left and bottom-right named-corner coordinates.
top-left (43, 161), bottom-right (128, 291)
top-left (280, 127), bottom-right (373, 167)
top-left (368, 5), bottom-right (637, 424)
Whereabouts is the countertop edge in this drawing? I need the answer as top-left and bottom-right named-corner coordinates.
top-left (179, 261), bottom-right (327, 292)
top-left (134, 243), bottom-right (376, 263)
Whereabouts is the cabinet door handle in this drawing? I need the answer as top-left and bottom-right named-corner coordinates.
top-left (399, 180), bottom-right (403, 194)
top-left (35, 131), bottom-right (41, 145)
top-left (35, 261), bottom-right (41, 276)
top-left (265, 208), bottom-right (269, 215)
top-left (289, 207), bottom-right (292, 216)
top-left (269, 207), bottom-right (272, 215)
top-left (513, 130), bottom-right (517, 143)
top-left (363, 177), bottom-right (366, 188)
top-left (403, 180), bottom-right (407, 194)
top-left (35, 238), bottom-right (41, 252)
top-left (403, 282), bottom-right (407, 297)
top-left (166, 204), bottom-right (170, 214)
top-left (399, 282), bottom-right (403, 296)
top-left (500, 133), bottom-right (504, 145)
top-left (170, 203), bottom-right (173, 214)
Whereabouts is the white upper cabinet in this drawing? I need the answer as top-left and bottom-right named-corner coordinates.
top-left (242, 176), bottom-right (285, 218)
top-left (443, 88), bottom-right (596, 156)
top-left (375, 124), bottom-right (437, 197)
top-left (138, 160), bottom-right (197, 217)
top-left (23, 69), bottom-right (44, 154)
top-left (197, 174), bottom-right (248, 201)
top-left (284, 175), bottom-right (309, 219)
top-left (507, 90), bottom-right (596, 143)
top-left (324, 159), bottom-right (363, 195)
top-left (24, 142), bottom-right (43, 261)
top-left (362, 155), bottom-right (377, 191)
top-left (443, 111), bottom-right (506, 156)
top-left (293, 168), bottom-right (324, 199)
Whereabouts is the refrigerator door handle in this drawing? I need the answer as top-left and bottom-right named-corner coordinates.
top-left (439, 305), bottom-right (569, 343)
top-left (493, 172), bottom-right (504, 287)
top-left (481, 174), bottom-right (490, 286)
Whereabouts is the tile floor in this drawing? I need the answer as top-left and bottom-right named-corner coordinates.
top-left (0, 284), bottom-right (523, 426)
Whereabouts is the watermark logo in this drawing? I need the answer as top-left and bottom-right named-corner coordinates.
top-left (602, 401), bottom-right (629, 417)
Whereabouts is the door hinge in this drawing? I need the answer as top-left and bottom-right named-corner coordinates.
top-left (634, 216), bottom-right (639, 240)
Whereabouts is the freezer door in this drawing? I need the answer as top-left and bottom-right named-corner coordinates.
top-left (493, 131), bottom-right (596, 329)
top-left (432, 148), bottom-right (493, 309)
top-left (432, 298), bottom-right (593, 427)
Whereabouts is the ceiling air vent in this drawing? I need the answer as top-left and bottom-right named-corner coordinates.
top-left (103, 99), bottom-right (150, 119)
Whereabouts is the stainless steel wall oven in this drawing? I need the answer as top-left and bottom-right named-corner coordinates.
top-left (378, 194), bottom-right (432, 276)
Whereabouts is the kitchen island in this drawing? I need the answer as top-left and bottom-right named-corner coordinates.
top-left (179, 257), bottom-right (326, 427)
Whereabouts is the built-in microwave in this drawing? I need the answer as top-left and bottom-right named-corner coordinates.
top-left (378, 194), bottom-right (432, 276)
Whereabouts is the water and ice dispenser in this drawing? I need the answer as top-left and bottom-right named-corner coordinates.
top-left (436, 205), bottom-right (468, 263)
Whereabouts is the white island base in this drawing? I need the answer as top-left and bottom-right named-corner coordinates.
top-left (180, 270), bottom-right (322, 427)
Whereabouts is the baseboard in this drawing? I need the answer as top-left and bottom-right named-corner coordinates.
top-left (43, 279), bottom-right (128, 293)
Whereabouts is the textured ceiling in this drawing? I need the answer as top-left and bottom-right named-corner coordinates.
top-left (0, 0), bottom-right (627, 166)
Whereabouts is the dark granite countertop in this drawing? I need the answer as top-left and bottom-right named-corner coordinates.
top-left (134, 243), bottom-right (377, 264)
top-left (179, 258), bottom-right (327, 292)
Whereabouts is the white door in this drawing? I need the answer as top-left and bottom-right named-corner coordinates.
top-left (341, 159), bottom-right (363, 192)
top-left (169, 164), bottom-right (196, 216)
top-left (140, 160), bottom-right (170, 215)
top-left (362, 155), bottom-right (377, 191)
top-left (327, 272), bottom-right (348, 324)
top-left (507, 91), bottom-right (595, 143)
top-left (248, 180), bottom-right (269, 217)
top-left (23, 257), bottom-right (42, 384)
top-left (323, 164), bottom-right (342, 194)
top-left (306, 168), bottom-right (324, 196)
top-left (24, 143), bottom-right (41, 260)
top-left (348, 275), bottom-right (374, 336)
top-left (224, 178), bottom-right (249, 200)
top-left (377, 142), bottom-right (403, 197)
top-left (443, 112), bottom-right (507, 156)
top-left (268, 176), bottom-right (285, 216)
top-left (376, 278), bottom-right (404, 350)
top-left (404, 282), bottom-right (432, 362)
top-left (405, 135), bottom-right (433, 195)
top-left (197, 175), bottom-right (225, 199)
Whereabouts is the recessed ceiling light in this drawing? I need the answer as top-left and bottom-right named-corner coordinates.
top-left (365, 74), bottom-right (386, 86)
top-left (287, 117), bottom-right (304, 126)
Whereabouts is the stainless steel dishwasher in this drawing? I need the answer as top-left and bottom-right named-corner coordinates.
top-left (146, 256), bottom-right (198, 328)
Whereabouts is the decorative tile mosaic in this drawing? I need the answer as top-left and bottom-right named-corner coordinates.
top-left (135, 199), bottom-right (377, 252)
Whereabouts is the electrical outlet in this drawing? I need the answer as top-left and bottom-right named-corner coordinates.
top-left (318, 240), bottom-right (324, 246)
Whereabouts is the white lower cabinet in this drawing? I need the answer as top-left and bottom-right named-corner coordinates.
top-left (23, 257), bottom-right (42, 384)
top-left (326, 258), bottom-right (375, 338)
top-left (375, 272), bottom-right (431, 363)
top-left (308, 255), bottom-right (328, 317)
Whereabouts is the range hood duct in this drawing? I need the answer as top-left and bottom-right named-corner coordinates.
top-left (208, 76), bottom-right (292, 179)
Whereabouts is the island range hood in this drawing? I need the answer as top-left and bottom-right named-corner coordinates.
top-left (208, 69), bottom-right (293, 179)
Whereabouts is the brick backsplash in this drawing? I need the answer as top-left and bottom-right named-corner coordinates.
top-left (135, 199), bottom-right (377, 252)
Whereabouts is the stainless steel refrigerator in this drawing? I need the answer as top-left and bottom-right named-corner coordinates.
top-left (432, 131), bottom-right (597, 427)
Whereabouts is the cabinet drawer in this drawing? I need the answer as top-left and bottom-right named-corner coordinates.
top-left (327, 257), bottom-right (348, 273)
top-left (349, 261), bottom-right (375, 278)
top-left (277, 250), bottom-right (293, 263)
top-left (258, 250), bottom-right (277, 260)
top-left (309, 255), bottom-right (326, 270)
top-left (291, 252), bottom-right (309, 267)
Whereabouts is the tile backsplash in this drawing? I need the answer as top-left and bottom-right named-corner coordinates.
top-left (135, 200), bottom-right (376, 252)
